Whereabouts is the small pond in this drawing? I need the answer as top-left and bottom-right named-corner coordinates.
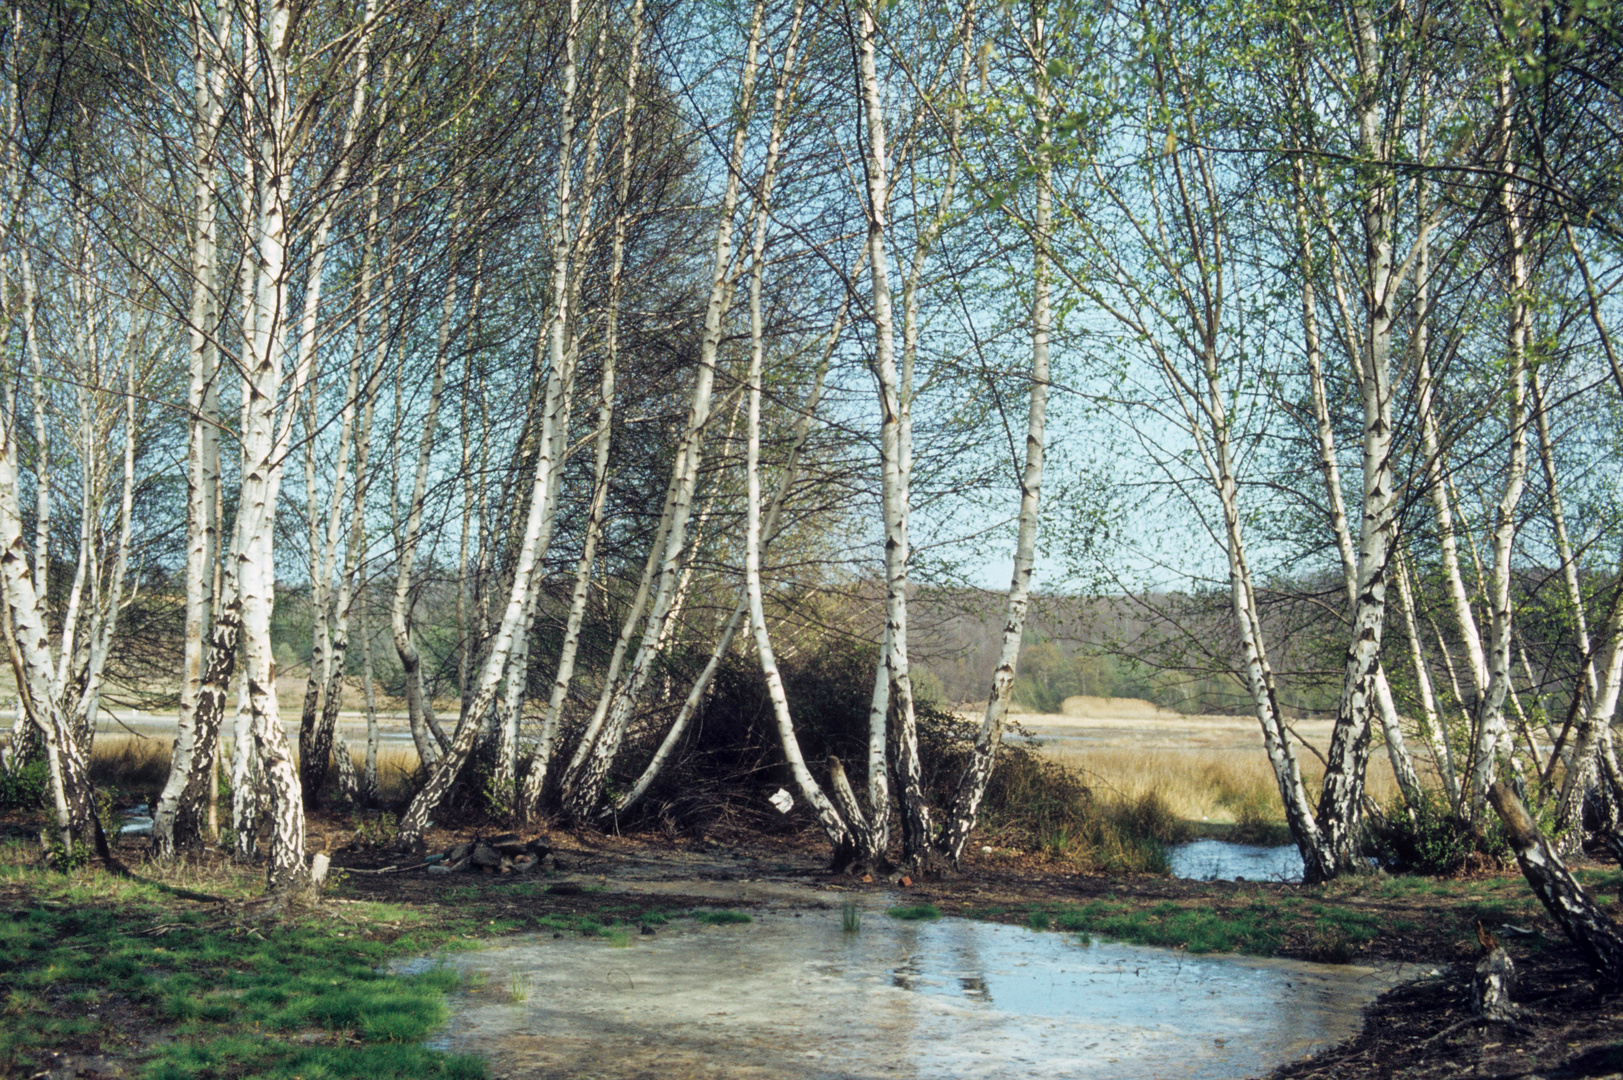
top-left (404, 907), bottom-right (1396, 1079)
top-left (1168, 840), bottom-right (1304, 883)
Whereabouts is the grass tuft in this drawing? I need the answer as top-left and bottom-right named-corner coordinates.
top-left (693, 909), bottom-right (752, 926)
top-left (886, 903), bottom-right (941, 921)
top-left (0, 860), bottom-right (489, 1079)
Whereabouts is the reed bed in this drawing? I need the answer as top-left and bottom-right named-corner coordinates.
top-left (1037, 743), bottom-right (1403, 828)
top-left (85, 736), bottom-right (423, 804)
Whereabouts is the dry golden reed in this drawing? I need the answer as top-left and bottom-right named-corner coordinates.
top-left (1037, 743), bottom-right (1402, 824)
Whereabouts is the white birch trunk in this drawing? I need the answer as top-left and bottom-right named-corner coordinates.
top-left (395, 0), bottom-right (588, 843)
top-left (229, 672), bottom-right (258, 860)
top-left (610, 250), bottom-right (861, 821)
top-left (1393, 547), bottom-right (1458, 802)
top-left (1311, 3), bottom-right (1403, 876)
top-left (153, 0), bottom-right (228, 858)
top-left (560, 0), bottom-right (768, 820)
top-left (1464, 71), bottom-right (1532, 818)
top-left (391, 222), bottom-right (464, 769)
top-left (1293, 164), bottom-right (1422, 818)
top-left (856, 0), bottom-right (931, 862)
top-left (737, 23), bottom-right (856, 854)
top-left (236, 0), bottom-right (310, 894)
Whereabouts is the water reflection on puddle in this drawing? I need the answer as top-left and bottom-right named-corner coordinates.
top-left (1168, 840), bottom-right (1304, 882)
top-left (407, 910), bottom-right (1395, 1079)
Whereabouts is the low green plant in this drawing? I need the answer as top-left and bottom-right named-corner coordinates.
top-left (0, 872), bottom-right (490, 1079)
top-left (886, 904), bottom-right (941, 921)
top-left (1026, 911), bottom-right (1051, 931)
top-left (1304, 924), bottom-right (1354, 964)
top-left (841, 902), bottom-right (861, 933)
top-left (1363, 794), bottom-right (1511, 876)
top-left (1031, 898), bottom-right (1305, 955)
top-left (693, 909), bottom-right (752, 926)
top-left (1229, 799), bottom-right (1293, 847)
top-left (0, 760), bottom-right (48, 811)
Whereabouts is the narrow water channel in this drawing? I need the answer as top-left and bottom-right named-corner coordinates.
top-left (1168, 840), bottom-right (1304, 882)
top-left (406, 909), bottom-right (1397, 1079)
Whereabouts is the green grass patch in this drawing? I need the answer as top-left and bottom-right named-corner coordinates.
top-left (1046, 899), bottom-right (1286, 953)
top-left (886, 904), bottom-right (942, 921)
top-left (0, 868), bottom-right (489, 1079)
top-left (692, 909), bottom-right (752, 926)
top-left (141, 1034), bottom-right (485, 1080)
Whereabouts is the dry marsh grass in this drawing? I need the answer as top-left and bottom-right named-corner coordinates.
top-left (86, 736), bottom-right (423, 804)
top-left (1037, 742), bottom-right (1403, 828)
top-left (82, 713), bottom-right (1403, 853)
top-left (88, 736), bottom-right (172, 793)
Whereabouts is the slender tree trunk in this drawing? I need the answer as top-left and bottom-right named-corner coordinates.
top-left (1464, 70), bottom-right (1532, 819)
top-left (153, 0), bottom-right (229, 858)
top-left (360, 604), bottom-right (379, 802)
top-left (1393, 548), bottom-right (1458, 803)
top-left (856, 0), bottom-right (930, 864)
top-left (610, 250), bottom-right (861, 821)
top-left (394, 0), bottom-right (590, 846)
top-left (1310, 3), bottom-right (1403, 877)
top-left (0, 438), bottom-right (103, 863)
top-left (940, 2), bottom-right (1054, 867)
top-left (737, 4), bottom-right (855, 858)
top-left (560, 0), bottom-right (768, 821)
top-left (391, 225), bottom-right (465, 771)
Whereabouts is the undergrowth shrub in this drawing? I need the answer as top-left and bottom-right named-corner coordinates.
top-left (607, 638), bottom-right (1185, 871)
top-left (0, 760), bottom-right (49, 811)
top-left (1229, 798), bottom-right (1293, 846)
top-left (1363, 793), bottom-right (1510, 876)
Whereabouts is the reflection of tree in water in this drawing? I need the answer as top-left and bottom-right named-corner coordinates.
top-left (958, 975), bottom-right (990, 1001)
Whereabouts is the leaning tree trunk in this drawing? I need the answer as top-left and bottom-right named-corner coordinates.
top-left (560, 0), bottom-right (768, 821)
top-left (394, 0), bottom-right (589, 846)
top-left (735, 4), bottom-right (858, 860)
top-left (296, 20), bottom-right (373, 802)
top-left (1488, 781), bottom-right (1623, 989)
top-left (390, 227), bottom-right (465, 771)
top-left (316, 175), bottom-right (385, 813)
top-left (0, 438), bottom-right (104, 864)
top-left (940, 1), bottom-right (1050, 868)
top-left (609, 249), bottom-right (860, 821)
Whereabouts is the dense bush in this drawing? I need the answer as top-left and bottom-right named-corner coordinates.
top-left (0, 760), bottom-right (49, 811)
top-left (1362, 794), bottom-right (1510, 876)
top-left (622, 638), bottom-right (1184, 871)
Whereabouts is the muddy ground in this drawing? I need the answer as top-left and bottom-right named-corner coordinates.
top-left (325, 821), bottom-right (1623, 1080)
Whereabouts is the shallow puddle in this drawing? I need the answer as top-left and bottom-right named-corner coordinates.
top-left (407, 909), bottom-right (1396, 1079)
top-left (1168, 840), bottom-right (1304, 883)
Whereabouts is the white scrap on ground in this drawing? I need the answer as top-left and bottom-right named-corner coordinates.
top-left (768, 788), bottom-right (794, 814)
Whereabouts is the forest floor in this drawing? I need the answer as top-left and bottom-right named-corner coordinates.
top-left (4, 810), bottom-right (1623, 1079)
